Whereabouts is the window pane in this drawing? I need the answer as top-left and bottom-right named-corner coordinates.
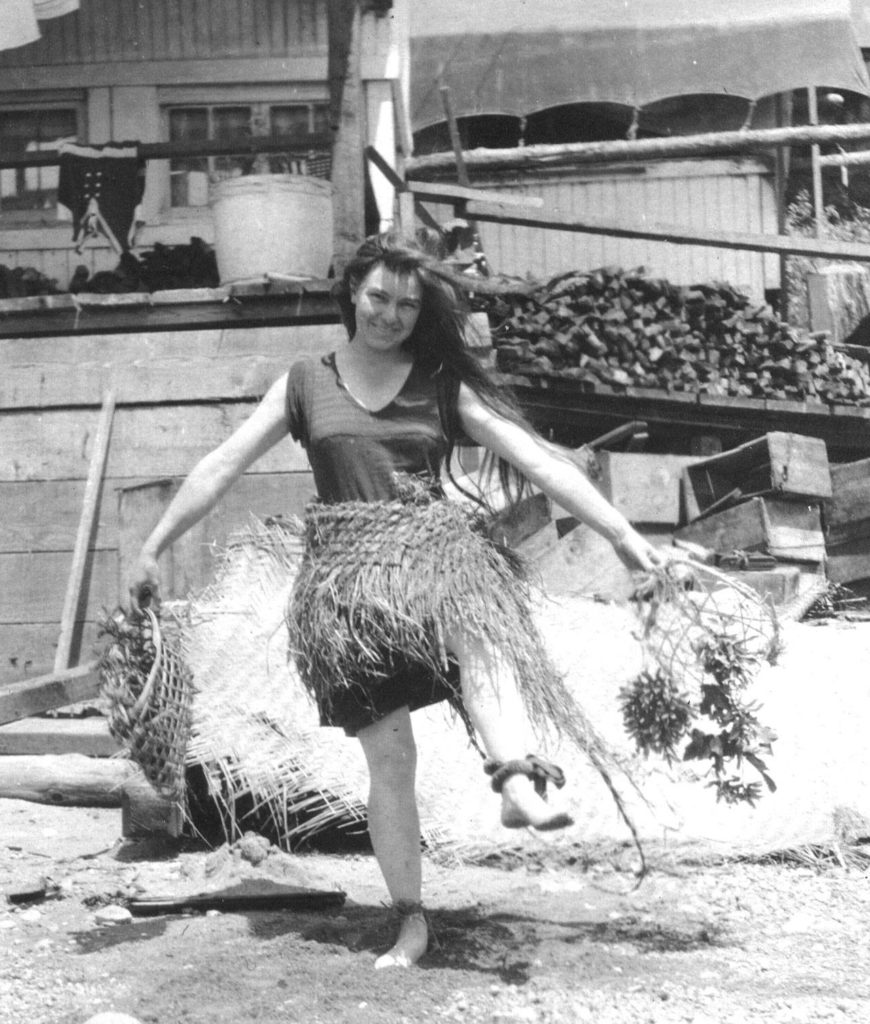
top-left (168, 107), bottom-right (210, 207)
top-left (271, 105), bottom-right (311, 136)
top-left (0, 108), bottom-right (77, 213)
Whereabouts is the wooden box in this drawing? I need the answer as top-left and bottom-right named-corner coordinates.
top-left (673, 497), bottom-right (826, 563)
top-left (826, 535), bottom-right (870, 585)
top-left (586, 451), bottom-right (699, 526)
top-left (682, 432), bottom-right (832, 521)
top-left (826, 457), bottom-right (870, 546)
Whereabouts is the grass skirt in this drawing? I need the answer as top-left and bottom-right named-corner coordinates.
top-left (285, 489), bottom-right (562, 738)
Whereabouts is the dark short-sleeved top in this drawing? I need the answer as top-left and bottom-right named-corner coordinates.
top-left (285, 352), bottom-right (449, 503)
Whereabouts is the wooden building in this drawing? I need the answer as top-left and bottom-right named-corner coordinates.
top-left (0, 0), bottom-right (408, 685)
top-left (409, 0), bottom-right (870, 303)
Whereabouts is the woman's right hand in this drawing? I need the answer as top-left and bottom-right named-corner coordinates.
top-left (128, 552), bottom-right (162, 616)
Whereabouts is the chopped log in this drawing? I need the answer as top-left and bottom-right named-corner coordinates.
top-left (0, 661), bottom-right (101, 726)
top-left (0, 753), bottom-right (138, 806)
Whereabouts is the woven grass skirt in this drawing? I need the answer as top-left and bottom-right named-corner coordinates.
top-left (285, 494), bottom-right (563, 738)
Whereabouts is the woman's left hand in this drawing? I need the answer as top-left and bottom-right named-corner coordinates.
top-left (611, 526), bottom-right (669, 572)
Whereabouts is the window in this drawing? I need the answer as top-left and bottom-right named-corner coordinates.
top-left (0, 107), bottom-right (79, 220)
top-left (167, 101), bottom-right (330, 208)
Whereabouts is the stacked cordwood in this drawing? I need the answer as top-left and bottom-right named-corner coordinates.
top-left (488, 266), bottom-right (870, 405)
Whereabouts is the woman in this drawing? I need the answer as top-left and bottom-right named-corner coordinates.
top-left (129, 233), bottom-right (665, 969)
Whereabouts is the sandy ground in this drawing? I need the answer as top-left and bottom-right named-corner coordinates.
top-left (1, 797), bottom-right (869, 1024)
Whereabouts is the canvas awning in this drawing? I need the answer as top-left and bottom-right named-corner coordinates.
top-left (411, 0), bottom-right (870, 131)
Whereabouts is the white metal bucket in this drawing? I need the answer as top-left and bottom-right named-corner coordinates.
top-left (209, 174), bottom-right (334, 284)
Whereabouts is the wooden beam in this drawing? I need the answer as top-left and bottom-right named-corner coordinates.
top-left (408, 180), bottom-right (544, 210)
top-left (0, 283), bottom-right (341, 339)
top-left (328, 0), bottom-right (366, 270)
top-left (0, 661), bottom-right (101, 726)
top-left (463, 200), bottom-right (870, 263)
top-left (406, 121), bottom-right (870, 177)
top-left (0, 717), bottom-right (119, 757)
top-left (55, 391), bottom-right (115, 673)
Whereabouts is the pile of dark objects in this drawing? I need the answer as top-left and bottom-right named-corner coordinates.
top-left (0, 236), bottom-right (219, 299)
top-left (484, 265), bottom-right (870, 407)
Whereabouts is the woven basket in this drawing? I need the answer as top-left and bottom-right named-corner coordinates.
top-left (99, 607), bottom-right (194, 800)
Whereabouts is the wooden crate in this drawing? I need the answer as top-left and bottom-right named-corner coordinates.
top-left (826, 457), bottom-right (870, 546)
top-left (673, 497), bottom-right (826, 563)
top-left (682, 432), bottom-right (832, 521)
top-left (826, 535), bottom-right (870, 585)
top-left (586, 451), bottom-right (699, 526)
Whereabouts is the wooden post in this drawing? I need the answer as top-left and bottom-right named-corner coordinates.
top-left (327, 0), bottom-right (366, 273)
top-left (808, 86), bottom-right (825, 237)
top-left (54, 390), bottom-right (115, 673)
top-left (774, 93), bottom-right (791, 321)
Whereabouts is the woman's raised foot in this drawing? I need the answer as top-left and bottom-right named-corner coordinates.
top-left (500, 775), bottom-right (574, 832)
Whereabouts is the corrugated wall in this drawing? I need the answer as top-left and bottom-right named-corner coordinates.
top-left (0, 0), bottom-right (326, 66)
top-left (432, 159), bottom-right (780, 301)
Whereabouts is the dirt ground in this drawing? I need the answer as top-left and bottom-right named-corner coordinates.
top-left (1, 798), bottom-right (868, 1024)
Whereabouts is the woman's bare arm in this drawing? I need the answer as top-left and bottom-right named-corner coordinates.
top-left (457, 383), bottom-right (665, 571)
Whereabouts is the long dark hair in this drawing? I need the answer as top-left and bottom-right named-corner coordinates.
top-left (332, 232), bottom-right (538, 508)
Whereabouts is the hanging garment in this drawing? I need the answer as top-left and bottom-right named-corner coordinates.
top-left (57, 142), bottom-right (145, 254)
top-left (34, 1), bottom-right (80, 15)
top-left (4, 0), bottom-right (40, 51)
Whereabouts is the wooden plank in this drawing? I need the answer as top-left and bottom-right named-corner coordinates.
top-left (674, 497), bottom-right (826, 563)
top-left (117, 471), bottom-right (315, 600)
top-left (0, 470), bottom-right (312, 553)
top-left (0, 717), bottom-right (120, 757)
top-left (0, 622), bottom-right (100, 686)
top-left (827, 457), bottom-right (870, 545)
top-left (0, 286), bottom-right (340, 340)
top-left (0, 662), bottom-right (101, 726)
top-left (55, 391), bottom-right (116, 672)
top-left (0, 404), bottom-right (310, 481)
top-left (408, 179), bottom-right (544, 211)
top-left (0, 551), bottom-right (117, 624)
top-left (0, 325), bottom-right (344, 409)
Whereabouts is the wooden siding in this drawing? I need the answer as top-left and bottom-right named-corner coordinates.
top-left (425, 159), bottom-right (780, 302)
top-left (0, 321), bottom-right (344, 684)
top-left (0, 0), bottom-right (327, 67)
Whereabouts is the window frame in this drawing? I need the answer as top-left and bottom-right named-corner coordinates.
top-left (158, 85), bottom-right (330, 214)
top-left (0, 93), bottom-right (87, 227)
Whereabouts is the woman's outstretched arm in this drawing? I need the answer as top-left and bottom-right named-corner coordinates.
top-left (129, 372), bottom-right (292, 608)
top-left (457, 383), bottom-right (665, 572)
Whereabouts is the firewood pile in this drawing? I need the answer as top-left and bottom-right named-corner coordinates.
top-left (486, 266), bottom-right (870, 407)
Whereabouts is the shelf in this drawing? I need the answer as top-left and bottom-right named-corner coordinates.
top-left (0, 278), bottom-right (340, 338)
top-left (503, 373), bottom-right (870, 458)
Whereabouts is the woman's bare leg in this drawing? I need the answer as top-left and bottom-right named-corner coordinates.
top-left (357, 707), bottom-right (428, 968)
top-left (447, 631), bottom-right (573, 831)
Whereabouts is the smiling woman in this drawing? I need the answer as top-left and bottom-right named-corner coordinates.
top-left (126, 232), bottom-right (668, 970)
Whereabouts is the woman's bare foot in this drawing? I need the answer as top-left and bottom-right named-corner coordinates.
top-left (374, 908), bottom-right (428, 969)
top-left (500, 774), bottom-right (574, 832)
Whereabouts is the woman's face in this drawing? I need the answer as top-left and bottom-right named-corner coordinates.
top-left (350, 263), bottom-right (423, 353)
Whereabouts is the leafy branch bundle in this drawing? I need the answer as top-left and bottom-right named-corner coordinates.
top-left (622, 562), bottom-right (781, 806)
top-left (487, 265), bottom-right (870, 406)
